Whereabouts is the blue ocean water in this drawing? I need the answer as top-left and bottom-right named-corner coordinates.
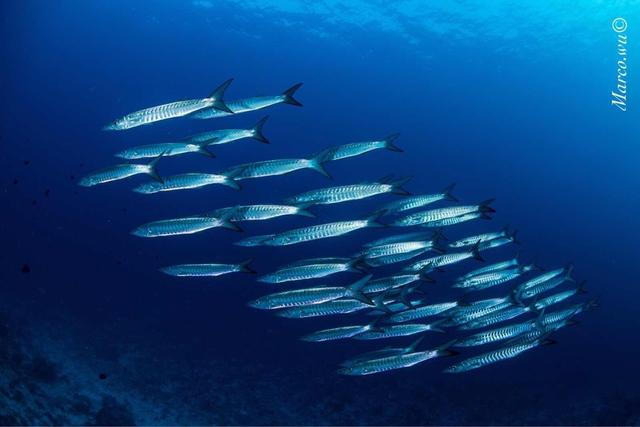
top-left (1, 0), bottom-right (639, 424)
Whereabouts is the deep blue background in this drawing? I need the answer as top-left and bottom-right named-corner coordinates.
top-left (2, 1), bottom-right (639, 424)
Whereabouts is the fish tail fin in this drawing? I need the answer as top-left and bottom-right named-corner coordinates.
top-left (389, 176), bottom-right (412, 195)
top-left (208, 78), bottom-right (234, 113)
top-left (442, 183), bottom-right (458, 202)
top-left (197, 144), bottom-right (216, 158)
top-left (564, 263), bottom-right (575, 282)
top-left (372, 295), bottom-right (392, 314)
top-left (435, 339), bottom-right (460, 357)
top-left (382, 133), bottom-right (402, 152)
top-left (479, 198), bottom-right (496, 213)
top-left (282, 83), bottom-right (303, 106)
top-left (239, 259), bottom-right (257, 274)
top-left (217, 210), bottom-right (243, 232)
top-left (348, 275), bottom-right (374, 305)
top-left (251, 116), bottom-right (270, 144)
top-left (577, 280), bottom-right (587, 294)
top-left (220, 176), bottom-right (241, 191)
top-left (471, 243), bottom-right (484, 262)
top-left (406, 336), bottom-right (425, 352)
top-left (294, 204), bottom-right (316, 218)
top-left (418, 269), bottom-right (436, 283)
top-left (308, 148), bottom-right (333, 179)
top-left (365, 210), bottom-right (387, 228)
top-left (511, 287), bottom-right (524, 306)
top-left (350, 256), bottom-right (371, 273)
top-left (146, 153), bottom-right (164, 183)
top-left (509, 228), bottom-right (521, 244)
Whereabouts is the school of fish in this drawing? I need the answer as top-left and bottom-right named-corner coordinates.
top-left (83, 79), bottom-right (594, 376)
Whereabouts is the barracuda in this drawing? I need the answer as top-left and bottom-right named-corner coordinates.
top-left (285, 177), bottom-right (410, 206)
top-left (264, 213), bottom-right (385, 246)
top-left (404, 245), bottom-right (483, 273)
top-left (457, 305), bottom-right (534, 330)
top-left (353, 321), bottom-right (445, 340)
top-left (187, 116), bottom-right (270, 145)
top-left (386, 301), bottom-right (459, 323)
top-left (249, 275), bottom-right (372, 309)
top-left (361, 273), bottom-right (432, 295)
top-left (133, 172), bottom-right (241, 194)
top-left (79, 156), bottom-right (162, 187)
top-left (518, 267), bottom-right (575, 300)
top-left (382, 184), bottom-right (457, 213)
top-left (454, 264), bottom-right (537, 291)
top-left (533, 282), bottom-right (586, 311)
top-left (444, 338), bottom-right (552, 373)
top-left (104, 79), bottom-right (233, 130)
top-left (392, 199), bottom-right (495, 227)
top-left (160, 260), bottom-right (255, 277)
top-left (276, 299), bottom-right (373, 318)
top-left (517, 264), bottom-right (574, 292)
top-left (212, 204), bottom-right (315, 222)
top-left (225, 149), bottom-right (333, 180)
top-left (130, 213), bottom-right (239, 238)
top-left (115, 142), bottom-right (214, 160)
top-left (258, 258), bottom-right (365, 283)
top-left (457, 256), bottom-right (520, 282)
top-left (301, 320), bottom-right (378, 342)
top-left (191, 83), bottom-right (303, 119)
top-left (322, 134), bottom-right (402, 162)
top-left (454, 320), bottom-right (538, 347)
top-left (449, 226), bottom-right (514, 248)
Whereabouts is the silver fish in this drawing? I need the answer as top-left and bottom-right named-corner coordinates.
top-left (454, 264), bottom-right (537, 291)
top-left (517, 264), bottom-right (574, 292)
top-left (191, 83), bottom-right (303, 119)
top-left (404, 245), bottom-right (483, 273)
top-left (160, 260), bottom-right (255, 277)
top-left (392, 199), bottom-right (495, 227)
top-left (277, 299), bottom-right (373, 318)
top-left (444, 338), bottom-right (552, 373)
top-left (104, 79), bottom-right (233, 130)
top-left (538, 301), bottom-right (597, 326)
top-left (264, 213), bottom-right (384, 246)
top-left (449, 226), bottom-right (514, 248)
top-left (78, 157), bottom-right (162, 187)
top-left (457, 256), bottom-right (520, 282)
top-left (338, 341), bottom-right (457, 376)
top-left (386, 302), bottom-right (460, 323)
top-left (225, 149), bottom-right (332, 180)
top-left (115, 142), bottom-right (214, 160)
top-left (249, 275), bottom-right (372, 310)
top-left (258, 258), bottom-right (365, 283)
top-left (301, 321), bottom-right (378, 342)
top-left (354, 321), bottom-right (445, 340)
top-left (322, 134), bottom-right (402, 162)
top-left (284, 177), bottom-right (410, 206)
top-left (453, 320), bottom-right (538, 347)
top-left (340, 337), bottom-right (425, 367)
top-left (364, 231), bottom-right (438, 248)
top-left (518, 266), bottom-right (575, 299)
top-left (212, 204), bottom-right (315, 222)
top-left (364, 248), bottom-right (430, 267)
top-left (533, 282), bottom-right (586, 311)
top-left (361, 273), bottom-right (432, 295)
top-left (133, 171), bottom-right (240, 194)
top-left (458, 305), bottom-right (534, 330)
top-left (131, 213), bottom-right (239, 238)
top-left (382, 183), bottom-right (457, 213)
top-left (187, 116), bottom-right (270, 145)
top-left (445, 296), bottom-right (516, 326)
top-left (234, 234), bottom-right (276, 247)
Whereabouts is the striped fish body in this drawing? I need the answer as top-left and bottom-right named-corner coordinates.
top-left (447, 301), bottom-right (514, 326)
top-left (405, 250), bottom-right (475, 272)
top-left (160, 263), bottom-right (242, 277)
top-left (458, 306), bottom-right (530, 330)
top-left (286, 183), bottom-right (395, 206)
top-left (387, 302), bottom-right (458, 323)
top-left (235, 234), bottom-right (275, 247)
top-left (277, 299), bottom-right (371, 318)
top-left (354, 324), bottom-right (433, 340)
top-left (518, 267), bottom-right (568, 291)
top-left (266, 220), bottom-right (370, 246)
top-left (258, 262), bottom-right (352, 283)
top-left (133, 173), bottom-right (232, 194)
top-left (78, 164), bottom-right (155, 187)
top-left (520, 275), bottom-right (568, 299)
top-left (324, 140), bottom-right (389, 161)
top-left (457, 258), bottom-right (519, 282)
top-left (364, 232), bottom-right (432, 248)
top-left (229, 159), bottom-right (312, 180)
top-left (192, 95), bottom-right (285, 119)
top-left (478, 237), bottom-right (514, 250)
top-left (107, 98), bottom-right (215, 130)
top-left (302, 325), bottom-right (371, 342)
top-left (217, 204), bottom-right (308, 221)
top-left (363, 241), bottom-right (435, 259)
top-left (422, 213), bottom-right (483, 228)
top-left (534, 289), bottom-right (579, 311)
top-left (455, 268), bottom-right (522, 290)
top-left (362, 274), bottom-right (421, 294)
top-left (366, 248), bottom-right (429, 267)
top-left (393, 205), bottom-right (482, 227)
top-left (131, 216), bottom-right (222, 238)
top-left (454, 321), bottom-right (536, 347)
top-left (249, 287), bottom-right (352, 309)
top-left (445, 340), bottom-right (543, 373)
top-left (338, 351), bottom-right (436, 376)
top-left (115, 142), bottom-right (203, 160)
top-left (190, 128), bottom-right (254, 145)
top-left (383, 194), bottom-right (447, 213)
top-left (449, 230), bottom-right (508, 248)
top-left (539, 303), bottom-right (592, 326)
